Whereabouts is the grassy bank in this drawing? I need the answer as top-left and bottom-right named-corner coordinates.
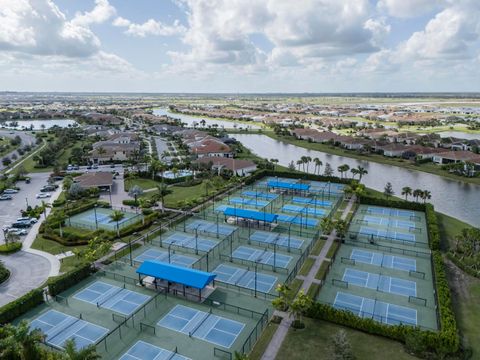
top-left (276, 318), bottom-right (416, 360)
top-left (265, 132), bottom-right (480, 185)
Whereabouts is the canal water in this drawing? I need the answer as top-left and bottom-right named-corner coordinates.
top-left (234, 134), bottom-right (480, 226)
top-left (153, 108), bottom-right (261, 130)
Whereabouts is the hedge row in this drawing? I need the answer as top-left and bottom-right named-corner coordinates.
top-left (0, 288), bottom-right (44, 324)
top-left (432, 251), bottom-right (460, 353)
top-left (244, 169), bottom-right (352, 186)
top-left (425, 204), bottom-right (440, 250)
top-left (47, 263), bottom-right (93, 297)
top-left (358, 195), bottom-right (426, 212)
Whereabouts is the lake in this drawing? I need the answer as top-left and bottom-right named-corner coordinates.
top-left (153, 108), bottom-right (261, 130)
top-left (2, 119), bottom-right (78, 130)
top-left (234, 134), bottom-right (480, 226)
top-left (437, 131), bottom-right (480, 140)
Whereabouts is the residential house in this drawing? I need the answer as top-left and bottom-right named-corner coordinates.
top-left (378, 143), bottom-right (408, 157)
top-left (74, 172), bottom-right (113, 191)
top-left (433, 151), bottom-right (480, 166)
top-left (194, 157), bottom-right (257, 176)
top-left (337, 136), bottom-right (373, 150)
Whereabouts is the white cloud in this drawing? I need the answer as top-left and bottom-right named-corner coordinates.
top-left (377, 0), bottom-right (441, 18)
top-left (113, 17), bottom-right (186, 37)
top-left (71, 0), bottom-right (116, 27)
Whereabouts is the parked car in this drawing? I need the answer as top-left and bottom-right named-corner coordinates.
top-left (86, 165), bottom-right (92, 170)
top-left (92, 164), bottom-right (99, 169)
top-left (67, 165), bottom-right (73, 171)
top-left (11, 221), bottom-right (31, 228)
top-left (3, 189), bottom-right (18, 194)
top-left (16, 217), bottom-right (37, 224)
top-left (110, 164), bottom-right (116, 168)
top-left (0, 194), bottom-right (13, 200)
top-left (7, 228), bottom-right (28, 236)
top-left (40, 185), bottom-right (57, 192)
top-left (73, 165), bottom-right (80, 170)
top-left (36, 193), bottom-right (51, 199)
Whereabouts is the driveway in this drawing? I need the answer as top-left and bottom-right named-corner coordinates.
top-left (0, 251), bottom-right (50, 306)
top-left (100, 172), bottom-right (130, 209)
top-left (0, 172), bottom-right (52, 245)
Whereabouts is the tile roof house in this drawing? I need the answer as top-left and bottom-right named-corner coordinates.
top-left (74, 172), bottom-right (113, 190)
top-left (378, 143), bottom-right (408, 157)
top-left (194, 157), bottom-right (257, 176)
top-left (89, 132), bottom-right (140, 164)
top-left (433, 151), bottom-right (480, 166)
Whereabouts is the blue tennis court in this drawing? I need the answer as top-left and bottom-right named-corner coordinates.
top-left (291, 197), bottom-right (333, 207)
top-left (134, 249), bottom-right (197, 268)
top-left (213, 264), bottom-right (277, 293)
top-left (366, 206), bottom-right (415, 218)
top-left (350, 249), bottom-right (416, 272)
top-left (333, 292), bottom-right (417, 326)
top-left (359, 226), bottom-right (416, 243)
top-left (229, 197), bottom-right (269, 208)
top-left (74, 281), bottom-right (151, 315)
top-left (242, 191), bottom-right (278, 200)
top-left (185, 219), bottom-right (237, 237)
top-left (30, 310), bottom-right (109, 350)
top-left (362, 215), bottom-right (415, 229)
top-left (342, 268), bottom-right (417, 297)
top-left (119, 341), bottom-right (191, 360)
top-left (157, 305), bottom-right (245, 348)
top-left (282, 204), bottom-right (326, 217)
top-left (277, 214), bottom-right (319, 227)
top-left (163, 232), bottom-right (219, 252)
top-left (250, 230), bottom-right (304, 249)
top-left (232, 245), bottom-right (292, 268)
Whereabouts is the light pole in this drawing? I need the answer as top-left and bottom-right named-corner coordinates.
top-left (25, 197), bottom-right (29, 208)
top-left (93, 204), bottom-right (98, 230)
top-left (194, 227), bottom-right (199, 255)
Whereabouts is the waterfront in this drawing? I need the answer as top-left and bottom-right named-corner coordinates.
top-left (234, 133), bottom-right (479, 226)
top-left (2, 119), bottom-right (78, 130)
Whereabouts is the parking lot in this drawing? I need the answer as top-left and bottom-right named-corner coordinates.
top-left (0, 172), bottom-right (54, 244)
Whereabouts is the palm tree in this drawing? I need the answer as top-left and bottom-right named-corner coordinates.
top-left (128, 185), bottom-right (144, 207)
top-left (337, 164), bottom-right (350, 178)
top-left (401, 186), bottom-right (412, 201)
top-left (64, 339), bottom-right (101, 360)
top-left (313, 158), bottom-right (323, 175)
top-left (296, 160), bottom-right (302, 171)
top-left (109, 210), bottom-right (125, 237)
top-left (305, 156), bottom-right (312, 173)
top-left (355, 166), bottom-right (368, 182)
top-left (41, 200), bottom-right (51, 220)
top-left (204, 179), bottom-right (214, 196)
top-left (0, 320), bottom-right (43, 359)
top-left (154, 183), bottom-right (172, 213)
top-left (421, 190), bottom-right (432, 203)
top-left (413, 189), bottom-right (423, 202)
top-left (149, 158), bottom-right (161, 180)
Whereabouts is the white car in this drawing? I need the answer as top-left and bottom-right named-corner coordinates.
top-left (7, 228), bottom-right (28, 236)
top-left (16, 217), bottom-right (37, 224)
top-left (3, 189), bottom-right (19, 194)
top-left (36, 193), bottom-right (51, 199)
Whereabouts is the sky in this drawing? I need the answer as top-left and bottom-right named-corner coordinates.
top-left (0, 0), bottom-right (480, 93)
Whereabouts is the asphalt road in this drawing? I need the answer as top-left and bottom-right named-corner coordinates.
top-left (0, 251), bottom-right (50, 306)
top-left (0, 172), bottom-right (52, 244)
top-left (0, 129), bottom-right (36, 171)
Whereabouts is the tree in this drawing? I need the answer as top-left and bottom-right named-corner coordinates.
top-left (149, 159), bottom-right (162, 180)
top-left (401, 186), bottom-right (412, 201)
top-left (290, 290), bottom-right (312, 328)
top-left (337, 164), bottom-right (350, 179)
top-left (2, 157), bottom-right (11, 166)
top-left (233, 352), bottom-right (249, 360)
top-left (296, 160), bottom-right (302, 171)
top-left (422, 189), bottom-right (432, 203)
top-left (109, 210), bottom-right (125, 237)
top-left (288, 161), bottom-right (296, 171)
top-left (154, 183), bottom-right (172, 213)
top-left (454, 228), bottom-right (480, 260)
top-left (324, 162), bottom-right (334, 177)
top-left (313, 157), bottom-right (322, 175)
top-left (354, 166), bottom-right (367, 182)
top-left (330, 330), bottom-right (356, 360)
top-left (128, 185), bottom-right (144, 206)
top-left (413, 189), bottom-right (423, 202)
top-left (68, 183), bottom-right (83, 199)
top-left (334, 219), bottom-right (348, 239)
top-left (383, 182), bottom-right (394, 198)
top-left (63, 339), bottom-right (101, 360)
top-left (320, 217), bottom-right (335, 235)
top-left (0, 320), bottom-right (44, 360)
top-left (272, 283), bottom-right (292, 312)
top-left (41, 201), bottom-right (51, 220)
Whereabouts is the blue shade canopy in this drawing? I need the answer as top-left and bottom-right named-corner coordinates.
top-left (136, 260), bottom-right (216, 289)
top-left (267, 180), bottom-right (310, 191)
top-left (223, 207), bottom-right (278, 223)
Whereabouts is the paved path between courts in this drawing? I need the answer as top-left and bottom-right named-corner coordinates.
top-left (261, 196), bottom-right (356, 360)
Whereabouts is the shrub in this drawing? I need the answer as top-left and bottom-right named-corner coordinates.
top-left (0, 242), bottom-right (22, 254)
top-left (425, 204), bottom-right (440, 250)
top-left (47, 263), bottom-right (93, 297)
top-left (0, 288), bottom-right (44, 324)
top-left (358, 195), bottom-right (426, 212)
top-left (0, 262), bottom-right (10, 284)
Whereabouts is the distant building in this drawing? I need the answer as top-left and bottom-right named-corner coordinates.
top-left (194, 157), bottom-right (257, 176)
top-left (74, 172), bottom-right (113, 191)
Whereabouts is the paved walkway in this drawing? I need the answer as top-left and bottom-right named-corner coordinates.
top-left (261, 196), bottom-right (355, 360)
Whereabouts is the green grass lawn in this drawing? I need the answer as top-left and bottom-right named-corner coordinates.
top-left (31, 235), bottom-right (87, 272)
top-left (445, 260), bottom-right (480, 358)
top-left (249, 322), bottom-right (279, 360)
top-left (298, 257), bottom-right (315, 277)
top-left (437, 212), bottom-right (474, 250)
top-left (125, 178), bottom-right (161, 191)
top-left (276, 318), bottom-right (416, 360)
top-left (266, 132), bottom-right (480, 185)
top-left (162, 179), bottom-right (227, 208)
top-left (310, 239), bottom-right (326, 256)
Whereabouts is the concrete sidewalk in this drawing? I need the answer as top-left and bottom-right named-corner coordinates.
top-left (261, 196), bottom-right (355, 360)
